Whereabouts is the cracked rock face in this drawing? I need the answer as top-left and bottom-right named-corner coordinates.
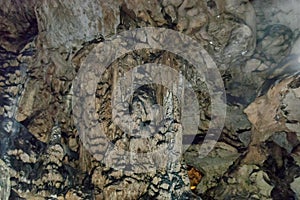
top-left (1, 0), bottom-right (300, 199)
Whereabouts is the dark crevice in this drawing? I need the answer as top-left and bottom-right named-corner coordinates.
top-left (262, 142), bottom-right (300, 199)
top-left (0, 1), bottom-right (38, 53)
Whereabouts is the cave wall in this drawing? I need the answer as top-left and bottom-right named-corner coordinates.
top-left (1, 0), bottom-right (300, 199)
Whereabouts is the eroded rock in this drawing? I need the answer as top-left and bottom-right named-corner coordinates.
top-left (1, 0), bottom-right (300, 199)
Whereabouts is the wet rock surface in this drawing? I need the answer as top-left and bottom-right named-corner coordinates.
top-left (1, 0), bottom-right (300, 199)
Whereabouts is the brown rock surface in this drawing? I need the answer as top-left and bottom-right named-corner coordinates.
top-left (1, 0), bottom-right (300, 199)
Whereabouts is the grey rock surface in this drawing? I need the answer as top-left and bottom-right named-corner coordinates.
top-left (1, 0), bottom-right (300, 199)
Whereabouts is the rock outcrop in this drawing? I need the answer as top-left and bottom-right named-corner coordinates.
top-left (1, 0), bottom-right (300, 199)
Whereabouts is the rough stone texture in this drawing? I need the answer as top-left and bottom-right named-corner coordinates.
top-left (243, 73), bottom-right (300, 164)
top-left (185, 142), bottom-right (240, 194)
top-left (35, 0), bottom-right (120, 50)
top-left (1, 0), bottom-right (300, 199)
top-left (252, 0), bottom-right (300, 37)
top-left (0, 0), bottom-right (38, 53)
top-left (291, 177), bottom-right (300, 197)
top-left (207, 165), bottom-right (274, 199)
top-left (0, 159), bottom-right (10, 200)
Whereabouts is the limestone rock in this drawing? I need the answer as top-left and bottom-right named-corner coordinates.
top-left (252, 0), bottom-right (300, 38)
top-left (291, 176), bottom-right (300, 197)
top-left (256, 24), bottom-right (293, 63)
top-left (208, 165), bottom-right (273, 199)
top-left (35, 0), bottom-right (121, 50)
top-left (0, 0), bottom-right (38, 52)
top-left (185, 142), bottom-right (240, 194)
top-left (243, 73), bottom-right (300, 165)
top-left (1, 0), bottom-right (300, 199)
top-left (0, 159), bottom-right (10, 200)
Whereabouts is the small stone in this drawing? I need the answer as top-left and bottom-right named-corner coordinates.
top-left (227, 177), bottom-right (236, 184)
top-left (152, 177), bottom-right (160, 185)
top-left (270, 132), bottom-right (293, 153)
top-left (15, 70), bottom-right (21, 77)
top-left (19, 153), bottom-right (30, 163)
top-left (150, 184), bottom-right (159, 193)
top-left (257, 62), bottom-right (269, 71)
top-left (253, 171), bottom-right (273, 197)
top-left (291, 177), bottom-right (300, 197)
top-left (243, 59), bottom-right (262, 73)
top-left (238, 131), bottom-right (252, 147)
top-left (160, 183), bottom-right (170, 190)
top-left (68, 137), bottom-right (78, 151)
top-left (55, 182), bottom-right (61, 188)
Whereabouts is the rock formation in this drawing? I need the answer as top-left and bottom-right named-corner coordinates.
top-left (1, 0), bottom-right (300, 199)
